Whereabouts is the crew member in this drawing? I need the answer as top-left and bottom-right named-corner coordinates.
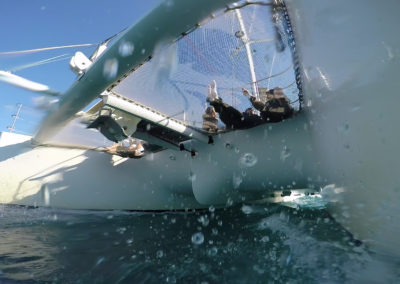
top-left (243, 87), bottom-right (294, 122)
top-left (206, 80), bottom-right (264, 130)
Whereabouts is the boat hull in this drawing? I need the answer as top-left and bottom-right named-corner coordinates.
top-left (286, 0), bottom-right (400, 256)
top-left (0, 132), bottom-right (201, 210)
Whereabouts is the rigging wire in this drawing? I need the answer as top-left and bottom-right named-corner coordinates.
top-left (9, 54), bottom-right (71, 72)
top-left (267, 49), bottom-right (277, 89)
top-left (0, 43), bottom-right (96, 56)
top-left (217, 63), bottom-right (294, 96)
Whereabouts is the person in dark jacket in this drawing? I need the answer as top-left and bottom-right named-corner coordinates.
top-left (206, 80), bottom-right (264, 130)
top-left (202, 106), bottom-right (219, 132)
top-left (243, 87), bottom-right (294, 122)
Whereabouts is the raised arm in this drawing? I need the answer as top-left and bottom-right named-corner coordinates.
top-left (242, 88), bottom-right (264, 111)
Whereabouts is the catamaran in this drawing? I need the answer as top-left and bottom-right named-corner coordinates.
top-left (1, 0), bottom-right (399, 257)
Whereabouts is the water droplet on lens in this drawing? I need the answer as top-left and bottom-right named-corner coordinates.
top-left (239, 153), bottom-right (258, 167)
top-left (198, 215), bottom-right (209, 227)
top-left (116, 227), bottom-right (126, 234)
top-left (343, 123), bottom-right (350, 133)
top-left (188, 172), bottom-right (196, 182)
top-left (280, 146), bottom-right (291, 161)
top-left (191, 232), bottom-right (204, 245)
top-left (95, 257), bottom-right (105, 266)
top-left (207, 246), bottom-right (218, 256)
top-left (233, 173), bottom-right (243, 189)
top-left (119, 41), bottom-right (134, 57)
top-left (241, 205), bottom-right (253, 214)
top-left (165, 0), bottom-right (175, 6)
top-left (166, 276), bottom-right (177, 283)
top-left (156, 250), bottom-right (164, 258)
top-left (103, 58), bottom-right (118, 80)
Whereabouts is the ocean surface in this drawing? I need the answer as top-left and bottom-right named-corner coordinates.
top-left (0, 197), bottom-right (399, 283)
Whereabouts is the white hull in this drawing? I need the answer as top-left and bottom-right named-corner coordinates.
top-left (0, 115), bottom-right (318, 210)
top-left (0, 132), bottom-right (201, 210)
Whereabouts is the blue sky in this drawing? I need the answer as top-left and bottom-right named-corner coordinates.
top-left (0, 0), bottom-right (160, 134)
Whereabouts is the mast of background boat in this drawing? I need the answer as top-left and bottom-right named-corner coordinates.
top-left (234, 9), bottom-right (259, 99)
top-left (7, 103), bottom-right (22, 133)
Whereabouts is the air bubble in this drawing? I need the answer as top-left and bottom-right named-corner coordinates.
top-left (191, 232), bottom-right (204, 245)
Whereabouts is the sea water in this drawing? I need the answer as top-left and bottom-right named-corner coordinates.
top-left (0, 198), bottom-right (399, 283)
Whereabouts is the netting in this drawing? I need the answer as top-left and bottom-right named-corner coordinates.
top-left (113, 2), bottom-right (300, 129)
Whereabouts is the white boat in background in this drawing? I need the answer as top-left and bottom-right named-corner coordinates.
top-left (1, 0), bottom-right (399, 258)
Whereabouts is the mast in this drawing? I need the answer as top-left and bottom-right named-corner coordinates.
top-left (234, 9), bottom-right (259, 99)
top-left (7, 103), bottom-right (22, 133)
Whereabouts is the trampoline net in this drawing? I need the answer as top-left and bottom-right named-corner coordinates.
top-left (113, 1), bottom-right (301, 129)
